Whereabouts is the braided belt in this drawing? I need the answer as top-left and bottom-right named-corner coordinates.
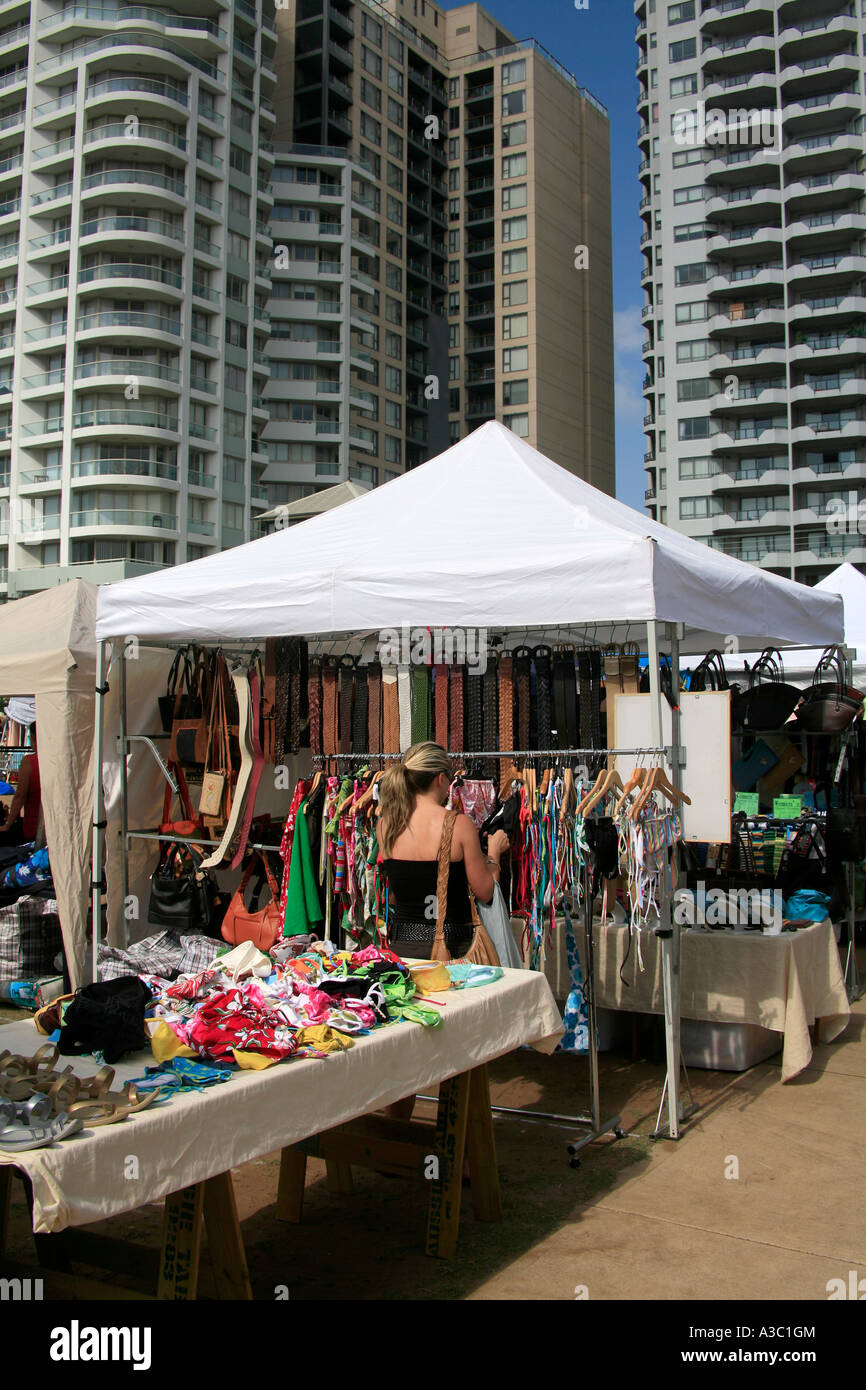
top-left (308, 660), bottom-right (323, 758)
top-left (533, 645), bottom-right (552, 751)
top-left (367, 662), bottom-right (383, 754)
top-left (382, 668), bottom-right (400, 753)
top-left (272, 638), bottom-right (289, 765)
top-left (498, 656), bottom-right (514, 754)
top-left (448, 665), bottom-right (464, 753)
top-left (577, 647), bottom-right (593, 750)
top-left (338, 657), bottom-right (354, 755)
top-left (411, 665), bottom-right (431, 744)
top-left (434, 664), bottom-right (449, 747)
top-left (397, 667), bottom-right (412, 751)
top-left (322, 657), bottom-right (339, 756)
top-left (482, 657), bottom-right (498, 772)
top-left (352, 665), bottom-right (369, 753)
top-left (515, 646), bottom-right (532, 751)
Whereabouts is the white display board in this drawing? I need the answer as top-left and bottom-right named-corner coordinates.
top-left (611, 691), bottom-right (731, 844)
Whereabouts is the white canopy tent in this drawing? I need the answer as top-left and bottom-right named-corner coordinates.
top-left (93, 421), bottom-right (846, 1139)
top-left (0, 579), bottom-right (97, 989)
top-left (96, 421), bottom-right (844, 652)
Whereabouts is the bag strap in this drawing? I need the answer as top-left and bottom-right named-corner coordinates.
top-left (432, 809), bottom-right (459, 963)
top-left (161, 761), bottom-right (197, 826)
top-left (235, 850), bottom-right (280, 904)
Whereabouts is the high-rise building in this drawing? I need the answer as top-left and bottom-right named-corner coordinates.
top-left (261, 0), bottom-right (614, 511)
top-left (638, 0), bottom-right (866, 580)
top-left (1, 0), bottom-right (277, 597)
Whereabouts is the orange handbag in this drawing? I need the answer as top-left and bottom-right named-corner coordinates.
top-left (220, 852), bottom-right (283, 952)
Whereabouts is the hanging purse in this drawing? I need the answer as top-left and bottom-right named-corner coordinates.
top-left (736, 648), bottom-right (802, 732)
top-left (158, 650), bottom-right (189, 734)
top-left (171, 647), bottom-right (211, 766)
top-left (430, 810), bottom-right (500, 966)
top-left (200, 655), bottom-right (232, 821)
top-left (795, 646), bottom-right (864, 734)
top-left (147, 841), bottom-right (226, 934)
top-left (220, 851), bottom-right (283, 952)
top-left (159, 762), bottom-right (203, 839)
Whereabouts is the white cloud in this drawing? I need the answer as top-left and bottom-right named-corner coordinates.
top-left (614, 305), bottom-right (644, 355)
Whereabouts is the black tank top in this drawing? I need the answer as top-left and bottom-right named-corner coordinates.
top-left (381, 858), bottom-right (471, 943)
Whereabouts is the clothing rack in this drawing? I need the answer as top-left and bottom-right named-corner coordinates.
top-left (315, 747), bottom-right (669, 761)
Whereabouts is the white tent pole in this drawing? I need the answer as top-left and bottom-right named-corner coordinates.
top-left (648, 618), bottom-right (681, 1140)
top-left (91, 638), bottom-right (108, 985)
top-left (119, 644), bottom-right (129, 948)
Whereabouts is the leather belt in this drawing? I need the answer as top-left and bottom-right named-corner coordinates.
top-left (201, 665), bottom-right (253, 870)
top-left (589, 648), bottom-right (602, 749)
top-left (338, 657), bottom-right (354, 755)
top-left (482, 657), bottom-right (498, 773)
top-left (352, 665), bottom-right (369, 753)
top-left (553, 649), bottom-right (577, 750)
top-left (308, 660), bottom-right (323, 758)
top-left (448, 666), bottom-right (464, 753)
top-left (498, 656), bottom-right (513, 754)
top-left (465, 671), bottom-right (483, 752)
top-left (577, 647), bottom-right (593, 750)
top-left (382, 668), bottom-right (399, 753)
top-left (397, 667), bottom-right (412, 752)
top-left (322, 657), bottom-right (339, 756)
top-left (515, 646), bottom-right (532, 751)
top-left (434, 664), bottom-right (449, 747)
top-left (533, 645), bottom-right (552, 751)
top-left (231, 666), bottom-right (264, 869)
top-left (367, 662), bottom-right (383, 753)
top-left (411, 665), bottom-right (430, 744)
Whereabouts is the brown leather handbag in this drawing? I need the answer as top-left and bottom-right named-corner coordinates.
top-left (431, 809), bottom-right (499, 966)
top-left (220, 851), bottom-right (283, 952)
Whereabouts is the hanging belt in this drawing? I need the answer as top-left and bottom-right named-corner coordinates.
top-left (589, 648), bottom-right (602, 750)
top-left (231, 667), bottom-right (264, 870)
top-left (553, 648), bottom-right (577, 749)
top-left (382, 668), bottom-right (400, 753)
top-left (397, 666), bottom-right (412, 751)
top-left (465, 670), bottom-right (483, 752)
top-left (434, 664), bottom-right (449, 748)
top-left (308, 660), bottom-right (323, 758)
top-left (498, 656), bottom-right (514, 754)
top-left (482, 657), bottom-right (498, 773)
top-left (322, 656), bottom-right (339, 756)
top-left (201, 666), bottom-right (253, 870)
top-left (367, 662), bottom-right (383, 754)
top-left (410, 664), bottom-right (430, 744)
top-left (338, 657), bottom-right (354, 755)
top-left (352, 664), bottom-right (369, 753)
top-left (577, 647), bottom-right (593, 751)
top-left (515, 646), bottom-right (532, 751)
top-left (449, 665), bottom-right (464, 753)
top-left (533, 645), bottom-right (552, 751)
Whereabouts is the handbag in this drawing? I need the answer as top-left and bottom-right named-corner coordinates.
top-left (472, 880), bottom-right (522, 968)
top-left (732, 738), bottom-right (779, 792)
top-left (220, 851), bottom-right (283, 952)
top-left (795, 646), bottom-right (864, 734)
top-left (199, 655), bottom-right (233, 822)
top-left (736, 648), bottom-right (802, 732)
top-left (148, 841), bottom-right (226, 933)
top-left (159, 762), bottom-right (202, 839)
top-left (158, 650), bottom-right (189, 734)
top-left (430, 810), bottom-right (500, 966)
top-left (170, 646), bottom-right (211, 766)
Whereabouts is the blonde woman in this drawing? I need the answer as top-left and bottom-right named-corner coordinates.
top-left (378, 741), bottom-right (510, 960)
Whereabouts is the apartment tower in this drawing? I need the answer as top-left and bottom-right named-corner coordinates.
top-left (638, 0), bottom-right (866, 579)
top-left (0, 0), bottom-right (277, 597)
top-left (262, 0), bottom-right (614, 510)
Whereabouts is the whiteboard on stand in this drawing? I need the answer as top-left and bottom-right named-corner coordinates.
top-left (611, 691), bottom-right (731, 843)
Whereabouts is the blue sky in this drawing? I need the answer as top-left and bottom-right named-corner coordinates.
top-left (449, 0), bottom-right (645, 506)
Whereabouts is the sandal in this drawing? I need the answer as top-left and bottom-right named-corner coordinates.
top-left (0, 1111), bottom-right (84, 1152)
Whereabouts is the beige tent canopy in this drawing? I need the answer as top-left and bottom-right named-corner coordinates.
top-left (0, 579), bottom-right (97, 988)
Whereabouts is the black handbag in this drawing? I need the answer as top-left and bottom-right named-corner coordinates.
top-left (158, 649), bottom-right (192, 734)
top-left (147, 841), bottom-right (227, 935)
top-left (825, 807), bottom-right (866, 865)
top-left (736, 648), bottom-right (802, 732)
top-left (639, 653), bottom-right (677, 708)
top-left (778, 821), bottom-right (847, 918)
top-left (795, 646), bottom-right (864, 734)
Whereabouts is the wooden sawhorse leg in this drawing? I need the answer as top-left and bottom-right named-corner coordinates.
top-left (158, 1172), bottom-right (252, 1300)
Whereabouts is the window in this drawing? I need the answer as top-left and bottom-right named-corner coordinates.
top-left (677, 339), bottom-right (711, 363)
top-left (448, 292), bottom-right (460, 314)
top-left (385, 365), bottom-right (402, 392)
top-left (651, 68), bottom-right (658, 89)
top-left (673, 184), bottom-right (706, 204)
top-left (675, 301), bottom-right (709, 323)
top-left (503, 346), bottom-right (528, 372)
top-left (669, 38), bottom-right (696, 62)
top-left (229, 145), bottom-right (251, 175)
top-left (503, 378), bottom-right (528, 406)
top-left (670, 74), bottom-right (697, 97)
top-left (386, 194), bottom-right (402, 225)
top-left (674, 222), bottom-right (708, 242)
top-left (223, 409), bottom-right (245, 438)
top-left (503, 312), bottom-right (528, 339)
top-left (449, 106), bottom-right (460, 130)
top-left (448, 136), bottom-right (460, 160)
top-left (448, 228), bottom-right (460, 253)
top-left (449, 197), bottom-right (460, 221)
top-left (386, 331), bottom-right (402, 358)
top-left (386, 230), bottom-right (402, 257)
top-left (386, 262), bottom-right (401, 290)
top-left (224, 363), bottom-right (246, 391)
top-left (229, 187), bottom-right (248, 215)
top-left (362, 46), bottom-right (382, 79)
top-left (505, 413), bottom-right (529, 437)
top-left (502, 248), bottom-right (528, 274)
top-left (359, 112), bottom-right (381, 143)
top-left (225, 274), bottom-right (247, 304)
top-left (679, 495), bottom-right (718, 519)
top-left (225, 318), bottom-right (247, 348)
top-left (668, 0), bottom-right (695, 22)
top-left (672, 148), bottom-right (704, 168)
top-left (449, 388), bottom-right (460, 412)
top-left (501, 60), bottom-right (525, 85)
top-left (449, 168), bottom-right (461, 192)
top-left (387, 162), bottom-right (402, 191)
top-left (385, 435), bottom-right (401, 463)
top-left (387, 96), bottom-right (403, 127)
top-left (387, 130), bottom-right (403, 158)
top-left (449, 324), bottom-right (460, 348)
top-left (678, 378), bottom-right (714, 401)
top-left (448, 356), bottom-right (460, 381)
top-left (502, 153), bottom-right (527, 179)
top-left (361, 78), bottom-right (381, 112)
top-left (227, 231), bottom-right (249, 259)
top-left (231, 101), bottom-right (253, 133)
top-left (385, 295), bottom-right (402, 325)
top-left (387, 65), bottom-right (403, 95)
top-left (448, 260), bottom-right (460, 284)
top-left (502, 216), bottom-right (527, 243)
top-left (449, 77), bottom-right (459, 100)
top-left (502, 90), bottom-right (526, 117)
top-left (502, 121), bottom-right (526, 148)
top-left (675, 262), bottom-right (709, 285)
top-left (361, 11), bottom-right (382, 44)
top-left (503, 279), bottom-right (528, 306)
top-left (388, 33), bottom-right (403, 62)
top-left (222, 499), bottom-right (244, 531)
top-left (385, 400), bottom-right (402, 428)
top-left (678, 417), bottom-right (714, 440)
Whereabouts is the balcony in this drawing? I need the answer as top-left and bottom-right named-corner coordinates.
top-left (70, 508), bottom-right (178, 530)
top-left (71, 458), bottom-right (178, 482)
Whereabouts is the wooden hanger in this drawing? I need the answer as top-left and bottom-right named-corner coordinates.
top-left (629, 764), bottom-right (691, 820)
top-left (498, 760), bottom-right (523, 800)
top-left (538, 765), bottom-right (552, 797)
top-left (336, 767), bottom-right (371, 817)
top-left (559, 765), bottom-right (576, 825)
top-left (613, 765), bottom-right (648, 817)
top-left (352, 769), bottom-right (383, 817)
top-left (578, 763), bottom-right (624, 817)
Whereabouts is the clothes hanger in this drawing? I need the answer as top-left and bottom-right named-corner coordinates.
top-left (353, 769), bottom-right (383, 818)
top-left (498, 760), bottom-right (522, 800)
top-left (577, 760), bottom-right (624, 817)
top-left (613, 761), bottom-right (648, 817)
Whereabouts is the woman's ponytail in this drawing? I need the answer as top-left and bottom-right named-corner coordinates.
top-left (378, 762), bottom-right (413, 857)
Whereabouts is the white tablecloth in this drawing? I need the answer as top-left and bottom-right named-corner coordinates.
top-left (0, 967), bottom-right (562, 1234)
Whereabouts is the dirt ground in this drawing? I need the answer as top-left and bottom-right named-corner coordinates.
top-left (2, 953), bottom-right (864, 1301)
